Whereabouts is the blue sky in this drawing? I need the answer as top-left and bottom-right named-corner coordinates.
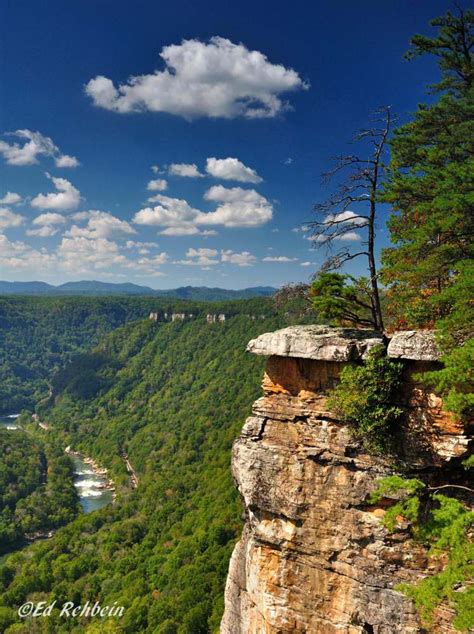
top-left (0, 0), bottom-right (448, 288)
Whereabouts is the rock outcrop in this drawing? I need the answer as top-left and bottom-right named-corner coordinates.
top-left (221, 327), bottom-right (470, 634)
top-left (387, 330), bottom-right (441, 361)
top-left (246, 325), bottom-right (383, 361)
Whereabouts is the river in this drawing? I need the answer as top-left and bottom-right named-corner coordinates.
top-left (69, 454), bottom-right (114, 513)
top-left (0, 414), bottom-right (113, 513)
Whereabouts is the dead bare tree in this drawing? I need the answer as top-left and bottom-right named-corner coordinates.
top-left (308, 106), bottom-right (393, 332)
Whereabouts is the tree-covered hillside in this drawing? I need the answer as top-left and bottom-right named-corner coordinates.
top-left (0, 432), bottom-right (80, 554)
top-left (0, 295), bottom-right (273, 414)
top-left (0, 311), bottom-right (290, 633)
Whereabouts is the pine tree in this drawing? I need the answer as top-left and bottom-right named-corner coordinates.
top-left (382, 7), bottom-right (474, 327)
top-left (382, 7), bottom-right (474, 417)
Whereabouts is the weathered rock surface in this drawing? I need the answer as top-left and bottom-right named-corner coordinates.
top-left (222, 327), bottom-right (468, 634)
top-left (247, 326), bottom-right (383, 361)
top-left (387, 330), bottom-right (440, 361)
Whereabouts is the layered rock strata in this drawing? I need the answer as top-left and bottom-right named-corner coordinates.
top-left (221, 327), bottom-right (471, 634)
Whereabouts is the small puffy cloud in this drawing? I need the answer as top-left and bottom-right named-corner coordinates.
top-left (134, 252), bottom-right (168, 266)
top-left (151, 165), bottom-right (162, 174)
top-left (0, 130), bottom-right (78, 167)
top-left (26, 212), bottom-right (67, 237)
top-left (55, 154), bottom-right (80, 168)
top-left (292, 225), bottom-right (308, 233)
top-left (0, 234), bottom-right (56, 270)
top-left (134, 194), bottom-right (199, 228)
top-left (177, 247), bottom-right (219, 266)
top-left (205, 157), bottom-right (262, 183)
top-left (168, 163), bottom-right (204, 178)
top-left (0, 192), bottom-right (22, 205)
top-left (31, 174), bottom-right (81, 211)
top-left (0, 207), bottom-right (25, 230)
top-left (66, 210), bottom-right (136, 239)
top-left (33, 212), bottom-right (67, 226)
top-left (300, 261), bottom-right (314, 267)
top-left (85, 36), bottom-right (307, 119)
top-left (147, 178), bottom-right (168, 192)
top-left (262, 255), bottom-right (298, 262)
top-left (0, 241), bottom-right (51, 268)
top-left (323, 210), bottom-right (367, 227)
top-left (125, 240), bottom-right (159, 249)
top-left (202, 185), bottom-right (272, 227)
top-left (160, 226), bottom-right (200, 236)
top-left (58, 236), bottom-right (127, 271)
top-left (335, 231), bottom-right (361, 241)
top-left (309, 234), bottom-right (329, 243)
top-left (159, 226), bottom-right (202, 236)
top-left (221, 249), bottom-right (256, 267)
top-left (284, 157), bottom-right (293, 165)
top-left (134, 187), bottom-right (272, 233)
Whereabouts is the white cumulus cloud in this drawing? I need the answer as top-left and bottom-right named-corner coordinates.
top-left (0, 234), bottom-right (56, 270)
top-left (323, 210), bottom-right (368, 227)
top-left (26, 212), bottom-right (68, 237)
top-left (176, 247), bottom-right (219, 266)
top-left (202, 185), bottom-right (272, 227)
top-left (58, 236), bottom-right (127, 271)
top-left (0, 130), bottom-right (79, 167)
top-left (134, 194), bottom-right (199, 228)
top-left (31, 174), bottom-right (81, 211)
top-left (335, 231), bottom-right (361, 241)
top-left (85, 36), bottom-right (307, 119)
top-left (221, 249), bottom-right (256, 267)
top-left (0, 208), bottom-right (25, 230)
top-left (147, 178), bottom-right (168, 192)
top-left (66, 210), bottom-right (136, 239)
top-left (134, 186), bottom-right (272, 234)
top-left (55, 154), bottom-right (80, 168)
top-left (205, 157), bottom-right (262, 183)
top-left (125, 240), bottom-right (159, 249)
top-left (0, 192), bottom-right (22, 205)
top-left (168, 163), bottom-right (204, 178)
top-left (262, 255), bottom-right (298, 262)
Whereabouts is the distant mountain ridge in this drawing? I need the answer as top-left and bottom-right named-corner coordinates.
top-left (0, 280), bottom-right (276, 300)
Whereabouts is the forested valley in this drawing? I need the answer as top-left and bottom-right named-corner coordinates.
top-left (0, 300), bottom-right (306, 633)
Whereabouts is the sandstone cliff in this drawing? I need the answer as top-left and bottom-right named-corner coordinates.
top-left (221, 326), bottom-right (471, 634)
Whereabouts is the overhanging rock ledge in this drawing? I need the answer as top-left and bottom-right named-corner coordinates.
top-left (246, 325), bottom-right (384, 361)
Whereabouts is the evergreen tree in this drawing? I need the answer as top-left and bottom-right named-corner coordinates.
top-left (310, 273), bottom-right (376, 328)
top-left (382, 7), bottom-right (473, 418)
top-left (382, 7), bottom-right (473, 327)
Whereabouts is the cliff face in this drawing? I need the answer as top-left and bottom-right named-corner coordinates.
top-left (221, 327), bottom-right (470, 634)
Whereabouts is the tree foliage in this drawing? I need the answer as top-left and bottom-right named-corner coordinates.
top-left (0, 307), bottom-right (292, 632)
top-left (327, 345), bottom-right (404, 452)
top-left (369, 475), bottom-right (474, 631)
top-left (0, 295), bottom-right (275, 414)
top-left (381, 6), bottom-right (474, 419)
top-left (310, 273), bottom-right (377, 328)
top-left (0, 432), bottom-right (80, 553)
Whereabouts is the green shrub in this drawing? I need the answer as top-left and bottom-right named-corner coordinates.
top-left (328, 345), bottom-right (404, 452)
top-left (369, 476), bottom-right (474, 631)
